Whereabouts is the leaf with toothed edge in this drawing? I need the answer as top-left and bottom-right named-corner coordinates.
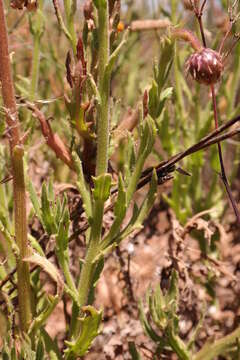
top-left (64, 306), bottom-right (102, 357)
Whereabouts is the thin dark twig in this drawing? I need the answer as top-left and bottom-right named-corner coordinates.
top-left (140, 114), bottom-right (240, 181)
top-left (195, 0), bottom-right (207, 47)
top-left (211, 85), bottom-right (240, 223)
top-left (200, 0), bottom-right (208, 14)
top-left (219, 22), bottom-right (233, 54)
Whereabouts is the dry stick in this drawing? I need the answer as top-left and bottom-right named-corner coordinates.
top-left (195, 0), bottom-right (240, 223)
top-left (129, 19), bottom-right (171, 32)
top-left (1, 119), bottom-right (240, 305)
top-left (0, 0), bottom-right (32, 331)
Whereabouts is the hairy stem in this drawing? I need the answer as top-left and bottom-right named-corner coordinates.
top-left (0, 0), bottom-right (32, 332)
top-left (70, 1), bottom-right (110, 337)
top-left (96, 1), bottom-right (110, 176)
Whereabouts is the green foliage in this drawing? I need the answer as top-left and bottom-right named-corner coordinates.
top-left (128, 341), bottom-right (142, 360)
top-left (139, 270), bottom-right (189, 359)
top-left (139, 269), bottom-right (240, 360)
top-left (1, 0), bottom-right (240, 358)
top-left (65, 306), bottom-right (102, 357)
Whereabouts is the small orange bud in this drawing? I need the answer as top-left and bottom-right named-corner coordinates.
top-left (117, 21), bottom-right (124, 32)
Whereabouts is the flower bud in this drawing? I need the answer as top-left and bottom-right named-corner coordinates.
top-left (186, 48), bottom-right (223, 85)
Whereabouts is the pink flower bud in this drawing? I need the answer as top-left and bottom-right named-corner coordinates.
top-left (186, 48), bottom-right (224, 85)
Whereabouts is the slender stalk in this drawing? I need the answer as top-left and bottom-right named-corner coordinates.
top-left (210, 85), bottom-right (240, 223)
top-left (0, 0), bottom-right (32, 332)
top-left (171, 0), bottom-right (185, 148)
top-left (63, 0), bottom-right (77, 52)
top-left (30, 0), bottom-right (45, 99)
top-left (96, 1), bottom-right (110, 176)
top-left (30, 34), bottom-right (40, 101)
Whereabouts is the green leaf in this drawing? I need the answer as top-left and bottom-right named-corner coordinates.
top-left (149, 285), bottom-right (167, 330)
top-left (56, 205), bottom-right (70, 252)
top-left (28, 180), bottom-right (43, 223)
top-left (28, 234), bottom-right (45, 257)
top-left (126, 117), bottom-right (156, 205)
top-left (135, 169), bottom-right (158, 226)
top-left (119, 170), bottom-right (157, 243)
top-left (105, 29), bottom-right (129, 78)
top-left (41, 182), bottom-right (57, 235)
top-left (92, 173), bottom-right (112, 202)
top-left (93, 0), bottom-right (107, 9)
top-left (40, 328), bottom-right (61, 359)
top-left (114, 174), bottom-right (126, 218)
top-left (30, 295), bottom-right (59, 333)
top-left (101, 174), bottom-right (127, 248)
top-left (65, 306), bottom-right (102, 357)
top-left (55, 197), bottom-right (62, 226)
top-left (73, 152), bottom-right (93, 220)
top-left (24, 252), bottom-right (64, 298)
top-left (124, 133), bottom-right (136, 184)
top-left (165, 269), bottom-right (179, 315)
top-left (48, 178), bottom-right (55, 203)
top-left (139, 301), bottom-right (162, 343)
top-left (36, 338), bottom-right (45, 360)
top-left (88, 258), bottom-right (105, 304)
top-left (158, 87), bottom-right (173, 117)
top-left (128, 342), bottom-right (142, 360)
top-left (148, 80), bottom-right (159, 119)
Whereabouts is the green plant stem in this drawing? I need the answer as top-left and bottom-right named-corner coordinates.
top-left (29, 0), bottom-right (44, 100)
top-left (71, 3), bottom-right (110, 335)
top-left (0, 0), bottom-right (32, 332)
top-left (194, 326), bottom-right (240, 360)
top-left (63, 0), bottom-right (77, 52)
top-left (30, 34), bottom-right (40, 101)
top-left (57, 252), bottom-right (78, 299)
top-left (70, 200), bottom-right (103, 337)
top-left (96, 1), bottom-right (110, 176)
top-left (70, 4), bottom-right (111, 333)
top-left (171, 0), bottom-right (184, 151)
top-left (167, 329), bottom-right (190, 360)
top-left (78, 200), bottom-right (103, 306)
